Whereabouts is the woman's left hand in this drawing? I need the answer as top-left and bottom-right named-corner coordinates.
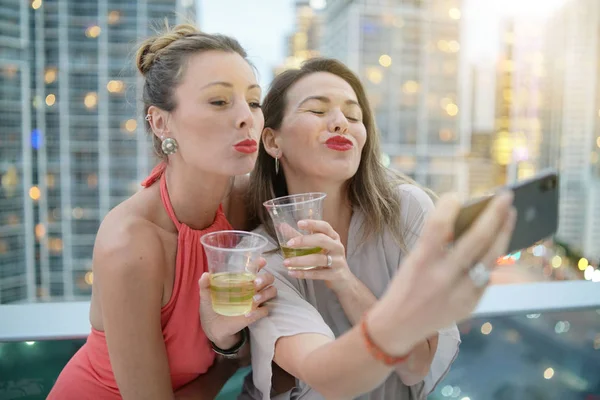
top-left (199, 259), bottom-right (277, 350)
top-left (283, 219), bottom-right (355, 291)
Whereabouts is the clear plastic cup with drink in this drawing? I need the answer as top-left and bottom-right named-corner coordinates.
top-left (200, 230), bottom-right (268, 316)
top-left (263, 192), bottom-right (326, 270)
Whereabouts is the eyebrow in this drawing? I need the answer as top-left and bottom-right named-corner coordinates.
top-left (298, 95), bottom-right (360, 107)
top-left (201, 81), bottom-right (261, 91)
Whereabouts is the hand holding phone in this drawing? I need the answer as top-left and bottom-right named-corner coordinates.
top-left (454, 170), bottom-right (559, 255)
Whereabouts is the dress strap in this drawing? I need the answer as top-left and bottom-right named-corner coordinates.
top-left (141, 161), bottom-right (226, 232)
top-left (159, 174), bottom-right (182, 231)
top-left (141, 162), bottom-right (167, 188)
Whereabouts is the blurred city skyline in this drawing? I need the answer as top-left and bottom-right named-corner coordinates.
top-left (0, 0), bottom-right (599, 306)
top-left (198, 0), bottom-right (571, 82)
top-left (0, 4), bottom-right (598, 399)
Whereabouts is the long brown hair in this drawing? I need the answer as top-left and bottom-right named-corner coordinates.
top-left (247, 58), bottom-right (432, 253)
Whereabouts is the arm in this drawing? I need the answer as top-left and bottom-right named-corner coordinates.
top-left (268, 279), bottom-right (432, 398)
top-left (248, 262), bottom-right (395, 399)
top-left (175, 252), bottom-right (277, 400)
top-left (395, 335), bottom-right (438, 385)
top-left (274, 329), bottom-right (393, 400)
top-left (96, 218), bottom-right (246, 400)
top-left (330, 275), bottom-right (437, 386)
top-left (95, 219), bottom-right (176, 400)
top-left (328, 274), bottom-right (376, 325)
top-left (285, 220), bottom-right (437, 386)
top-left (250, 264), bottom-right (419, 398)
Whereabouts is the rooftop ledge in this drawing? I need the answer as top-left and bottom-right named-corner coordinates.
top-left (0, 281), bottom-right (598, 342)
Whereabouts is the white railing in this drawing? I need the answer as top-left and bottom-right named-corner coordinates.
top-left (0, 281), bottom-right (599, 342)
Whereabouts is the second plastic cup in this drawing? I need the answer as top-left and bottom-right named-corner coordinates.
top-left (263, 192), bottom-right (326, 270)
top-left (200, 230), bottom-right (268, 316)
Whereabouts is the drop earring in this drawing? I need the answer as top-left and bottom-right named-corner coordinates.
top-left (161, 135), bottom-right (178, 155)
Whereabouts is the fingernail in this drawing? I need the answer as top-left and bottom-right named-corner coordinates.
top-left (298, 220), bottom-right (307, 228)
top-left (283, 259), bottom-right (290, 266)
top-left (286, 239), bottom-right (295, 247)
top-left (288, 271), bottom-right (299, 278)
top-left (254, 277), bottom-right (263, 286)
top-left (253, 294), bottom-right (262, 303)
top-left (245, 311), bottom-right (255, 318)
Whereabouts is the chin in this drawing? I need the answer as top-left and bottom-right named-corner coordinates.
top-left (324, 162), bottom-right (359, 180)
top-left (316, 168), bottom-right (356, 184)
top-left (226, 158), bottom-right (256, 176)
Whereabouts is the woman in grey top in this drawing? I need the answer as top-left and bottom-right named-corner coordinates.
top-left (238, 58), bottom-right (516, 400)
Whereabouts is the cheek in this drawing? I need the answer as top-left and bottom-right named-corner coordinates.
top-left (281, 122), bottom-right (322, 169)
top-left (354, 128), bottom-right (367, 151)
top-left (284, 116), bottom-right (322, 147)
top-left (175, 107), bottom-right (212, 137)
top-left (253, 112), bottom-right (265, 139)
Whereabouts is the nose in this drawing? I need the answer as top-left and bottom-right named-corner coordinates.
top-left (327, 109), bottom-right (349, 134)
top-left (235, 100), bottom-right (254, 131)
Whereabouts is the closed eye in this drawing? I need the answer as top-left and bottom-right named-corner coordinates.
top-left (309, 110), bottom-right (325, 115)
top-left (346, 116), bottom-right (360, 122)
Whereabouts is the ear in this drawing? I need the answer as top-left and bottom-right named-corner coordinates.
top-left (147, 105), bottom-right (170, 140)
top-left (262, 127), bottom-right (282, 158)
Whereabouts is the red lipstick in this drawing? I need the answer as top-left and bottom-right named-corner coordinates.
top-left (233, 139), bottom-right (257, 154)
top-left (325, 136), bottom-right (353, 151)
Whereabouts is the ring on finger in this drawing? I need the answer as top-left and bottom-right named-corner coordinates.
top-left (325, 254), bottom-right (333, 268)
top-left (468, 262), bottom-right (490, 288)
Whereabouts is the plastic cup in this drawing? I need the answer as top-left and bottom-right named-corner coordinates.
top-left (263, 192), bottom-right (326, 270)
top-left (200, 230), bottom-right (268, 316)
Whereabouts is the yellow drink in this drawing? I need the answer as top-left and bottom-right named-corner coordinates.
top-left (209, 272), bottom-right (255, 316)
top-left (280, 246), bottom-right (323, 270)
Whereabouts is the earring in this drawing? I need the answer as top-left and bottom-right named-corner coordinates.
top-left (274, 152), bottom-right (280, 174)
top-left (161, 136), bottom-right (178, 155)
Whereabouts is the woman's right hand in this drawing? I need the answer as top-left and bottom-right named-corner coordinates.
top-left (367, 191), bottom-right (516, 357)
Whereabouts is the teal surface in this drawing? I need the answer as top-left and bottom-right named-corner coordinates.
top-left (216, 366), bottom-right (251, 400)
top-left (0, 339), bottom-right (249, 399)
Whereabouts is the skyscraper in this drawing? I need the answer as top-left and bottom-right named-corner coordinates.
top-left (320, 0), bottom-right (468, 196)
top-left (541, 0), bottom-right (600, 262)
top-left (468, 62), bottom-right (496, 196)
top-left (274, 0), bottom-right (323, 75)
top-left (0, 0), bottom-right (195, 304)
top-left (0, 1), bottom-right (35, 304)
top-left (491, 19), bottom-right (544, 186)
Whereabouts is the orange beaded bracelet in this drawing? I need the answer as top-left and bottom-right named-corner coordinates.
top-left (360, 317), bottom-right (411, 366)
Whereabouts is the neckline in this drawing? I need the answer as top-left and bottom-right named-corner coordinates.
top-left (159, 174), bottom-right (226, 234)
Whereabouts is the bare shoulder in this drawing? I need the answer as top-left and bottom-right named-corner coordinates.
top-left (93, 203), bottom-right (166, 284)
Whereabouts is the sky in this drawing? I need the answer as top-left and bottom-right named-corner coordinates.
top-left (463, 0), bottom-right (570, 63)
top-left (197, 0), bottom-right (294, 90)
top-left (196, 0), bottom-right (570, 131)
top-left (197, 0), bottom-right (570, 85)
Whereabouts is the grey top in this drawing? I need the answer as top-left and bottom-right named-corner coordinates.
top-left (240, 184), bottom-right (460, 400)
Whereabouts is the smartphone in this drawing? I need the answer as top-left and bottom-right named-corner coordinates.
top-left (454, 170), bottom-right (559, 254)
